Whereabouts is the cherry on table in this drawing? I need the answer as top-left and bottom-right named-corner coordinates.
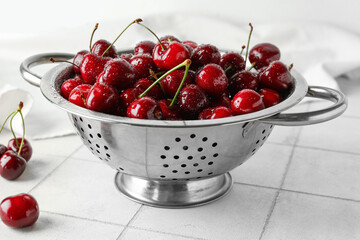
top-left (196, 63), bottom-right (228, 97)
top-left (8, 138), bottom-right (32, 162)
top-left (259, 60), bottom-right (293, 92)
top-left (86, 83), bottom-right (120, 114)
top-left (127, 96), bottom-right (163, 119)
top-left (134, 41), bottom-right (156, 55)
top-left (0, 193), bottom-right (39, 228)
top-left (0, 150), bottom-right (26, 180)
top-left (249, 43), bottom-right (281, 70)
top-left (259, 88), bottom-right (282, 108)
top-left (231, 89), bottom-right (265, 115)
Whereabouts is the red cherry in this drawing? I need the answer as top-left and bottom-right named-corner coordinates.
top-left (199, 106), bottom-right (233, 120)
top-left (249, 43), bottom-right (281, 70)
top-left (68, 84), bottom-right (92, 108)
top-left (259, 61), bottom-right (293, 92)
top-left (159, 35), bottom-right (180, 42)
top-left (100, 58), bottom-right (138, 91)
top-left (210, 93), bottom-right (231, 108)
top-left (0, 144), bottom-right (7, 156)
top-left (7, 138), bottom-right (32, 162)
top-left (152, 41), bottom-right (190, 70)
top-left (178, 84), bottom-right (209, 118)
top-left (127, 96), bottom-right (163, 119)
top-left (86, 83), bottom-right (120, 114)
top-left (134, 41), bottom-right (156, 55)
top-left (60, 78), bottom-right (84, 99)
top-left (0, 193), bottom-right (39, 228)
top-left (118, 53), bottom-right (133, 62)
top-left (80, 53), bottom-right (111, 84)
top-left (158, 99), bottom-right (181, 120)
top-left (134, 78), bottom-right (164, 100)
top-left (73, 50), bottom-right (89, 74)
top-left (191, 44), bottom-right (221, 70)
top-left (259, 88), bottom-right (282, 108)
top-left (129, 54), bottom-right (157, 78)
top-left (229, 70), bottom-right (259, 97)
top-left (182, 41), bottom-right (198, 49)
top-left (219, 52), bottom-right (245, 77)
top-left (91, 39), bottom-right (118, 58)
top-left (160, 69), bottom-right (193, 97)
top-left (0, 150), bottom-right (26, 180)
top-left (231, 89), bottom-right (265, 115)
top-left (196, 64), bottom-right (228, 97)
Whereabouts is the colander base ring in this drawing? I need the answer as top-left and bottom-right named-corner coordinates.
top-left (115, 172), bottom-right (233, 208)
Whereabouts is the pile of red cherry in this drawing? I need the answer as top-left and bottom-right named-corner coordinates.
top-left (60, 20), bottom-right (293, 120)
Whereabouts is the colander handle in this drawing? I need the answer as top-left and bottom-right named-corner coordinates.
top-left (260, 86), bottom-right (347, 126)
top-left (20, 53), bottom-right (75, 87)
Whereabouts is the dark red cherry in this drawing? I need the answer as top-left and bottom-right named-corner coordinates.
top-left (91, 39), bottom-right (118, 58)
top-left (134, 78), bottom-right (164, 100)
top-left (249, 43), bottom-right (281, 70)
top-left (160, 69), bottom-right (193, 97)
top-left (0, 193), bottom-right (39, 228)
top-left (60, 77), bottom-right (84, 100)
top-left (191, 44), bottom-right (221, 70)
top-left (118, 88), bottom-right (143, 116)
top-left (80, 53), bottom-right (111, 84)
top-left (100, 58), bottom-right (138, 91)
top-left (129, 54), bottom-right (157, 78)
top-left (8, 138), bottom-right (32, 162)
top-left (259, 88), bottom-right (282, 108)
top-left (68, 84), bottom-right (92, 108)
top-left (86, 83), bottom-right (120, 114)
top-left (178, 84), bottom-right (209, 118)
top-left (219, 52), bottom-right (245, 77)
top-left (134, 41), bottom-right (156, 55)
top-left (118, 53), bottom-right (133, 62)
top-left (159, 35), bottom-right (180, 42)
top-left (199, 106), bottom-right (233, 120)
top-left (196, 64), bottom-right (228, 97)
top-left (0, 150), bottom-right (26, 180)
top-left (182, 41), bottom-right (198, 49)
top-left (210, 93), bottom-right (231, 108)
top-left (127, 96), bottom-right (163, 119)
top-left (259, 61), bottom-right (293, 92)
top-left (0, 144), bottom-right (7, 156)
top-left (158, 99), bottom-right (181, 120)
top-left (229, 70), bottom-right (259, 97)
top-left (231, 89), bottom-right (265, 115)
top-left (73, 50), bottom-right (89, 74)
top-left (152, 41), bottom-right (190, 70)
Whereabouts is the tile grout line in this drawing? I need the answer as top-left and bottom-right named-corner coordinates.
top-left (295, 144), bottom-right (360, 156)
top-left (27, 145), bottom-right (83, 194)
top-left (116, 205), bottom-right (144, 240)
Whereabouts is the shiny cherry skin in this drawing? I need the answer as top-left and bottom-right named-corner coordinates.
top-left (73, 50), bottom-right (89, 74)
top-left (231, 89), bottom-right (265, 115)
top-left (118, 53), bottom-right (133, 62)
top-left (259, 61), bottom-right (293, 92)
top-left (100, 58), bottom-right (138, 91)
top-left (219, 52), bottom-right (245, 77)
top-left (129, 54), bottom-right (157, 78)
top-left (118, 88), bottom-right (142, 116)
top-left (196, 63), bottom-right (228, 97)
top-left (91, 39), bottom-right (118, 58)
top-left (160, 69), bottom-right (193, 97)
top-left (199, 106), bottom-right (233, 120)
top-left (0, 150), bottom-right (26, 180)
top-left (259, 88), bottom-right (282, 108)
top-left (158, 99), bottom-right (182, 120)
top-left (178, 84), bottom-right (209, 118)
top-left (134, 78), bottom-right (164, 100)
top-left (0, 144), bottom-right (7, 156)
top-left (80, 53), bottom-right (111, 84)
top-left (8, 138), bottom-right (32, 162)
top-left (134, 41), bottom-right (156, 55)
top-left (229, 70), bottom-right (259, 97)
top-left (0, 193), bottom-right (39, 228)
top-left (127, 96), bottom-right (163, 119)
top-left (159, 35), bottom-right (180, 42)
top-left (60, 77), bottom-right (84, 100)
top-left (86, 83), bottom-right (120, 114)
top-left (152, 41), bottom-right (190, 70)
top-left (191, 44), bottom-right (221, 70)
top-left (68, 84), bottom-right (92, 108)
top-left (249, 43), bottom-right (280, 70)
top-left (182, 41), bottom-right (198, 49)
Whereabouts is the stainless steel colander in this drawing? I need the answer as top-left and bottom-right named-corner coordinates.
top-left (20, 53), bottom-right (347, 208)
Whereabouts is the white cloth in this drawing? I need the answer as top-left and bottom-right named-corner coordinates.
top-left (1, 14), bottom-right (360, 139)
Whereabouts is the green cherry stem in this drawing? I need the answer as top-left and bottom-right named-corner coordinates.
top-left (9, 112), bottom-right (19, 146)
top-left (224, 65), bottom-right (232, 72)
top-left (0, 111), bottom-right (16, 135)
top-left (244, 23), bottom-right (254, 67)
top-left (89, 23), bottom-right (99, 52)
top-left (149, 70), bottom-right (166, 94)
top-left (101, 18), bottom-right (143, 57)
top-left (169, 59), bottom-right (191, 108)
top-left (138, 59), bottom-right (190, 98)
top-left (49, 57), bottom-right (80, 69)
top-left (136, 22), bottom-right (166, 51)
top-left (248, 62), bottom-right (256, 71)
top-left (17, 109), bottom-right (26, 156)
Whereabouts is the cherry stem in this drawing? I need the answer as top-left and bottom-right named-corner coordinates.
top-left (136, 22), bottom-right (166, 51)
top-left (149, 70), bottom-right (165, 94)
top-left (169, 60), bottom-right (191, 108)
top-left (289, 63), bottom-right (294, 71)
top-left (138, 59), bottom-right (190, 98)
top-left (244, 23), bottom-right (254, 67)
top-left (10, 112), bottom-right (19, 146)
top-left (18, 110), bottom-right (25, 156)
top-left (240, 45), bottom-right (246, 55)
top-left (224, 66), bottom-right (232, 72)
top-left (248, 62), bottom-right (256, 71)
top-left (9, 102), bottom-right (24, 148)
top-left (50, 58), bottom-right (80, 69)
top-left (0, 111), bottom-right (16, 135)
top-left (102, 18), bottom-right (143, 57)
top-left (89, 23), bottom-right (99, 52)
